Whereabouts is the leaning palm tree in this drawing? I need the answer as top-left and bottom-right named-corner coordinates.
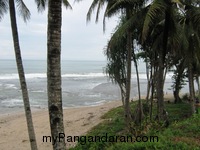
top-left (105, 3), bottom-right (149, 125)
top-left (103, 0), bottom-right (147, 126)
top-left (47, 0), bottom-right (71, 149)
top-left (8, 0), bottom-right (38, 149)
top-left (76, 0), bottom-right (147, 126)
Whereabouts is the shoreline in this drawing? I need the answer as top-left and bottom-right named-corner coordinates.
top-left (0, 94), bottom-right (177, 150)
top-left (0, 100), bottom-right (122, 150)
top-left (0, 99), bottom-right (120, 117)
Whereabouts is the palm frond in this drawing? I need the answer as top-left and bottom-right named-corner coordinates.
top-left (62, 0), bottom-right (72, 9)
top-left (35, 0), bottom-right (46, 12)
top-left (167, 4), bottom-right (183, 54)
top-left (102, 0), bottom-right (118, 31)
top-left (95, 0), bottom-right (107, 23)
top-left (187, 6), bottom-right (200, 32)
top-left (109, 6), bottom-right (148, 42)
top-left (103, 0), bottom-right (146, 31)
top-left (105, 31), bottom-right (127, 85)
top-left (86, 0), bottom-right (107, 22)
top-left (16, 0), bottom-right (30, 22)
top-left (192, 33), bottom-right (200, 64)
top-left (0, 0), bottom-right (8, 21)
top-left (73, 0), bottom-right (82, 2)
top-left (85, 0), bottom-right (98, 22)
top-left (106, 0), bottom-right (145, 14)
top-left (142, 0), bottom-right (167, 42)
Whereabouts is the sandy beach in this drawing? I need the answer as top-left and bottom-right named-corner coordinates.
top-left (0, 100), bottom-right (122, 150)
top-left (0, 93), bottom-right (177, 150)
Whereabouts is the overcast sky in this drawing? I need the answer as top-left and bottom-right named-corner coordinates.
top-left (0, 0), bottom-right (118, 61)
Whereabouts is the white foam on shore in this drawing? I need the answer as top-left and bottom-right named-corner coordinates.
top-left (4, 84), bottom-right (18, 89)
top-left (62, 73), bottom-right (105, 78)
top-left (131, 72), bottom-right (173, 80)
top-left (0, 72), bottom-right (173, 80)
top-left (31, 90), bottom-right (45, 93)
top-left (1, 99), bottom-right (23, 107)
top-left (0, 73), bottom-right (46, 80)
top-left (0, 73), bottom-right (105, 80)
top-left (84, 100), bottom-right (107, 106)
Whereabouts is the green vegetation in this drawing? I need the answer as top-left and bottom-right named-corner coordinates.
top-left (70, 100), bottom-right (200, 150)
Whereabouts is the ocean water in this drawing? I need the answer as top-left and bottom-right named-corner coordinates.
top-left (0, 60), bottom-right (188, 114)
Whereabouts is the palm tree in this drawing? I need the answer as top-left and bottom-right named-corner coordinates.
top-left (169, 0), bottom-right (200, 113)
top-left (75, 0), bottom-right (133, 124)
top-left (143, 0), bottom-right (200, 115)
top-left (76, 0), bottom-right (150, 127)
top-left (103, 1), bottom-right (149, 126)
top-left (90, 0), bottom-right (147, 124)
top-left (47, 0), bottom-right (71, 149)
top-left (142, 0), bottom-right (184, 120)
top-left (8, 0), bottom-right (38, 149)
top-left (105, 20), bottom-right (127, 106)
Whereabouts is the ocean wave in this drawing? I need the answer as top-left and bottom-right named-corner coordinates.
top-left (84, 100), bottom-right (106, 106)
top-left (0, 72), bottom-right (173, 80)
top-left (1, 98), bottom-right (45, 107)
top-left (1, 99), bottom-right (23, 107)
top-left (131, 72), bottom-right (173, 80)
top-left (4, 84), bottom-right (18, 89)
top-left (0, 73), bottom-right (105, 80)
top-left (31, 90), bottom-right (46, 93)
top-left (0, 73), bottom-right (46, 80)
top-left (62, 73), bottom-right (105, 78)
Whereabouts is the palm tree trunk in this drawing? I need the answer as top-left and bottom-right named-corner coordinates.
top-left (174, 76), bottom-right (181, 103)
top-left (119, 84), bottom-right (125, 106)
top-left (195, 76), bottom-right (200, 98)
top-left (146, 61), bottom-right (151, 101)
top-left (47, 0), bottom-right (66, 149)
top-left (133, 53), bottom-right (144, 125)
top-left (124, 8), bottom-right (133, 126)
top-left (156, 52), bottom-right (165, 121)
top-left (134, 58), bottom-right (141, 104)
top-left (125, 30), bottom-right (132, 124)
top-left (156, 7), bottom-right (171, 121)
top-left (188, 63), bottom-right (195, 114)
top-left (9, 0), bottom-right (38, 149)
top-left (174, 65), bottom-right (183, 103)
top-left (150, 65), bottom-right (155, 121)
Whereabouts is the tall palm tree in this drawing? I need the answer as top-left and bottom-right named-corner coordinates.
top-left (47, 0), bottom-right (64, 149)
top-left (93, 1), bottom-right (147, 127)
top-left (142, 0), bottom-right (200, 116)
top-left (47, 0), bottom-right (71, 149)
top-left (75, 0), bottom-right (132, 123)
top-left (77, 0), bottom-right (147, 126)
top-left (185, 2), bottom-right (200, 113)
top-left (142, 0), bottom-right (183, 120)
top-left (168, 0), bottom-right (200, 113)
top-left (34, 0), bottom-right (72, 149)
top-left (8, 0), bottom-right (38, 149)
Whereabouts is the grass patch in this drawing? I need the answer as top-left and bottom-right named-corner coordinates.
top-left (70, 101), bottom-right (200, 150)
top-left (165, 102), bottom-right (192, 122)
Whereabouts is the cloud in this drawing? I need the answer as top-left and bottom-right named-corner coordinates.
top-left (0, 0), bottom-right (118, 60)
